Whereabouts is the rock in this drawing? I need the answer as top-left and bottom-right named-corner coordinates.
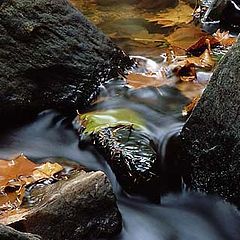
top-left (3, 171), bottom-right (121, 240)
top-left (202, 0), bottom-right (240, 32)
top-left (0, 224), bottom-right (41, 240)
top-left (0, 0), bottom-right (132, 123)
top-left (180, 39), bottom-right (240, 206)
top-left (73, 109), bottom-right (161, 201)
top-left (92, 126), bottom-right (161, 201)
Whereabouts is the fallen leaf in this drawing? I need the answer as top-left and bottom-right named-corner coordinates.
top-left (146, 1), bottom-right (194, 27)
top-left (186, 36), bottom-right (219, 55)
top-left (175, 48), bottom-right (215, 70)
top-left (166, 26), bottom-right (208, 50)
top-left (0, 155), bottom-right (63, 214)
top-left (126, 72), bottom-right (167, 89)
top-left (182, 96), bottom-right (201, 116)
top-left (173, 62), bottom-right (197, 82)
top-left (213, 29), bottom-right (237, 47)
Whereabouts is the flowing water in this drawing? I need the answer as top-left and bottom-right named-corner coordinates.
top-left (1, 0), bottom-right (240, 239)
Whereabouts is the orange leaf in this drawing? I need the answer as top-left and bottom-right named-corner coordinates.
top-left (126, 72), bottom-right (168, 89)
top-left (213, 29), bottom-right (237, 47)
top-left (0, 155), bottom-right (63, 214)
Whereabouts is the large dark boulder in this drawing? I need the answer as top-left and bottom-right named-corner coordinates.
top-left (180, 39), bottom-right (240, 206)
top-left (0, 224), bottom-right (41, 240)
top-left (0, 0), bottom-right (131, 122)
top-left (202, 0), bottom-right (240, 32)
top-left (5, 171), bottom-right (121, 240)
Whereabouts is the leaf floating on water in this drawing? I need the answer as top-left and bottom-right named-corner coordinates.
top-left (126, 72), bottom-right (168, 89)
top-left (213, 29), bottom-right (237, 47)
top-left (182, 96), bottom-right (201, 116)
top-left (166, 27), bottom-right (210, 51)
top-left (74, 109), bottom-right (146, 135)
top-left (174, 62), bottom-right (197, 82)
top-left (0, 155), bottom-right (37, 187)
top-left (186, 36), bottom-right (219, 55)
top-left (145, 1), bottom-right (194, 27)
top-left (0, 155), bottom-right (63, 214)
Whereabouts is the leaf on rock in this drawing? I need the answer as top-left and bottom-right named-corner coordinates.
top-left (0, 155), bottom-right (63, 214)
top-left (74, 109), bottom-right (146, 135)
top-left (145, 1), bottom-right (194, 27)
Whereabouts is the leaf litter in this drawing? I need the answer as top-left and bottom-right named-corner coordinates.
top-left (0, 154), bottom-right (64, 215)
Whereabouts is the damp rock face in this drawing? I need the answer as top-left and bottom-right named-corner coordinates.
top-left (0, 224), bottom-right (41, 240)
top-left (93, 126), bottom-right (161, 200)
top-left (5, 171), bottom-right (122, 240)
top-left (0, 0), bottom-right (131, 123)
top-left (202, 0), bottom-right (240, 31)
top-left (180, 39), bottom-right (240, 207)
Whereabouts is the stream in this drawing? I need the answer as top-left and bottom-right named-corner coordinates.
top-left (0, 85), bottom-right (240, 239)
top-left (1, 0), bottom-right (240, 239)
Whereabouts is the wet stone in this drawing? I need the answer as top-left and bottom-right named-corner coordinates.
top-left (0, 0), bottom-right (132, 125)
top-left (0, 224), bottom-right (41, 240)
top-left (180, 39), bottom-right (240, 207)
top-left (91, 125), bottom-right (161, 201)
top-left (2, 171), bottom-right (122, 240)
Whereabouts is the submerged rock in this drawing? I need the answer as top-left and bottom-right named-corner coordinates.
top-left (180, 39), bottom-right (240, 207)
top-left (0, 224), bottom-right (41, 240)
top-left (0, 0), bottom-right (132, 124)
top-left (3, 171), bottom-right (121, 240)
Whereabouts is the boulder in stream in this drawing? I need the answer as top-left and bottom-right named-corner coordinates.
top-left (0, 0), bottom-right (132, 123)
top-left (74, 109), bottom-right (161, 201)
top-left (0, 224), bottom-right (41, 240)
top-left (2, 171), bottom-right (121, 240)
top-left (180, 39), bottom-right (240, 207)
top-left (202, 0), bottom-right (240, 31)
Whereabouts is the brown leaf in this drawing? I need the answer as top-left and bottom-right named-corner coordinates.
top-left (166, 26), bottom-right (208, 50)
top-left (180, 48), bottom-right (215, 70)
top-left (186, 36), bottom-right (219, 55)
top-left (213, 29), bottom-right (237, 47)
top-left (174, 62), bottom-right (197, 82)
top-left (145, 1), bottom-right (194, 27)
top-left (126, 72), bottom-right (168, 89)
top-left (182, 96), bottom-right (201, 116)
top-left (0, 155), bottom-right (63, 214)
